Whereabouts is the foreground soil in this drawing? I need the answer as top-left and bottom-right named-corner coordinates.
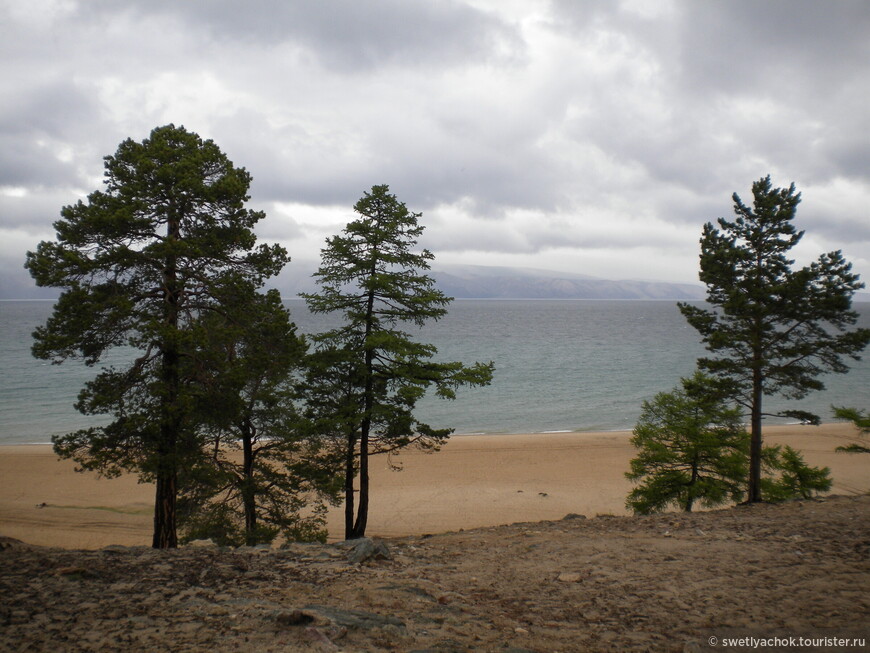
top-left (2, 495), bottom-right (869, 653)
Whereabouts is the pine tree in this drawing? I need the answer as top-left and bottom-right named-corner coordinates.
top-left (678, 176), bottom-right (870, 503)
top-left (760, 445), bottom-right (831, 501)
top-left (26, 125), bottom-right (287, 548)
top-left (180, 289), bottom-right (341, 546)
top-left (302, 184), bottom-right (493, 539)
top-left (626, 373), bottom-right (749, 514)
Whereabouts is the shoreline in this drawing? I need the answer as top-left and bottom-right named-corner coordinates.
top-left (0, 418), bottom-right (838, 445)
top-left (0, 422), bottom-right (837, 448)
top-left (1, 423), bottom-right (867, 549)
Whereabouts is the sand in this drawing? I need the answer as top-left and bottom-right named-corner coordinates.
top-left (1, 422), bottom-right (867, 549)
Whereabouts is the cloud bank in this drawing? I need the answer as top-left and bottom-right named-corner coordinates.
top-left (2, 0), bottom-right (868, 297)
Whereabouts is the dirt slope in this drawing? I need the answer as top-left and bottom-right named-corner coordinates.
top-left (2, 495), bottom-right (868, 652)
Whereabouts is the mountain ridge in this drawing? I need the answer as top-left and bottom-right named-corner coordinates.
top-left (429, 264), bottom-right (706, 300)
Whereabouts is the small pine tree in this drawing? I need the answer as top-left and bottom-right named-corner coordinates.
top-left (761, 445), bottom-right (832, 501)
top-left (178, 290), bottom-right (341, 546)
top-left (626, 373), bottom-right (748, 514)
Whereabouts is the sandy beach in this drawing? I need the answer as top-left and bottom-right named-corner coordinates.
top-left (1, 423), bottom-right (867, 549)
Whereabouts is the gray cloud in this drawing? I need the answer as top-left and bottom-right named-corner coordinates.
top-left (0, 192), bottom-right (72, 232)
top-left (0, 80), bottom-right (105, 189)
top-left (678, 1), bottom-right (870, 95)
top-left (102, 0), bottom-right (523, 73)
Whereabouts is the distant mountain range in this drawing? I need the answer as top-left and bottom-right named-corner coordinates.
top-left (429, 265), bottom-right (706, 300)
top-left (271, 262), bottom-right (707, 301)
top-left (264, 262), bottom-right (868, 301)
top-left (426, 265), bottom-right (870, 302)
top-left (6, 261), bottom-right (868, 302)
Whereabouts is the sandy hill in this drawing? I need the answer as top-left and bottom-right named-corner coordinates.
top-left (2, 495), bottom-right (868, 652)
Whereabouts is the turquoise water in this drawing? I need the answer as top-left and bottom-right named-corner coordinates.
top-left (1, 299), bottom-right (868, 444)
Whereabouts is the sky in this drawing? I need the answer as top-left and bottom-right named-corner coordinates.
top-left (2, 0), bottom-right (869, 298)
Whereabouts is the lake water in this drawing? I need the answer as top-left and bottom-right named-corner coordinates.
top-left (1, 299), bottom-right (868, 445)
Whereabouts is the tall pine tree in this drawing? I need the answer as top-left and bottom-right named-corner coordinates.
top-left (26, 125), bottom-right (287, 547)
top-left (678, 176), bottom-right (869, 503)
top-left (302, 184), bottom-right (493, 539)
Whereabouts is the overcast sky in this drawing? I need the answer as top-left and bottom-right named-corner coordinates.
top-left (2, 0), bottom-right (869, 297)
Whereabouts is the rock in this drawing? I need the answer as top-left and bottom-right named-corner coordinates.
top-left (302, 605), bottom-right (405, 631)
top-left (0, 536), bottom-right (27, 550)
top-left (186, 539), bottom-right (218, 548)
top-left (275, 610), bottom-right (318, 626)
top-left (435, 591), bottom-right (466, 605)
top-left (557, 572), bottom-right (583, 583)
top-left (345, 537), bottom-right (392, 564)
top-left (305, 625), bottom-right (342, 651)
top-left (55, 566), bottom-right (98, 579)
top-left (562, 513), bottom-right (587, 520)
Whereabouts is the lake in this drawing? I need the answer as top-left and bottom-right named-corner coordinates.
top-left (1, 299), bottom-right (868, 444)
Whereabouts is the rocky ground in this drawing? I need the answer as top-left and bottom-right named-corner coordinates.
top-left (2, 495), bottom-right (869, 652)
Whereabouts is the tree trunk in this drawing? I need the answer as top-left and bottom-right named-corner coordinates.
top-left (344, 429), bottom-right (356, 540)
top-left (747, 258), bottom-right (766, 504)
top-left (154, 335), bottom-right (180, 548)
top-left (154, 211), bottom-right (181, 549)
top-left (685, 460), bottom-right (698, 512)
top-left (153, 469), bottom-right (177, 548)
top-left (350, 275), bottom-right (377, 540)
top-left (352, 426), bottom-right (369, 539)
top-left (241, 422), bottom-right (257, 545)
top-left (748, 367), bottom-right (764, 503)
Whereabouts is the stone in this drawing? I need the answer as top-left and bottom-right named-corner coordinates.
top-left (186, 539), bottom-right (218, 548)
top-left (304, 625), bottom-right (342, 651)
top-left (55, 566), bottom-right (98, 579)
top-left (275, 610), bottom-right (317, 627)
top-left (302, 605), bottom-right (405, 631)
top-left (345, 537), bottom-right (392, 564)
top-left (557, 572), bottom-right (583, 583)
top-left (0, 536), bottom-right (26, 551)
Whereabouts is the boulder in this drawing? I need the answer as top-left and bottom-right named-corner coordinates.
top-left (345, 537), bottom-right (392, 564)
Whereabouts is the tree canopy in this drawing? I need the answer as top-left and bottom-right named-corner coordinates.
top-left (678, 176), bottom-right (870, 502)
